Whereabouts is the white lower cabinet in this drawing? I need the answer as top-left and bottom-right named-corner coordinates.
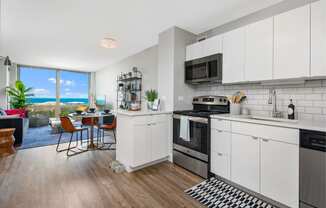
top-left (211, 152), bottom-right (230, 180)
top-left (260, 138), bottom-right (299, 208)
top-left (231, 133), bottom-right (260, 193)
top-left (117, 114), bottom-right (170, 171)
top-left (133, 123), bottom-right (152, 167)
top-left (151, 120), bottom-right (169, 161)
top-left (211, 129), bottom-right (231, 179)
top-left (210, 118), bottom-right (299, 208)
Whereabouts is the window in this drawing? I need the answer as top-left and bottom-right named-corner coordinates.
top-left (19, 66), bottom-right (57, 104)
top-left (60, 70), bottom-right (89, 104)
top-left (19, 66), bottom-right (90, 123)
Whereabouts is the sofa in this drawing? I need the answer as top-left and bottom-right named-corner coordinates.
top-left (0, 109), bottom-right (29, 146)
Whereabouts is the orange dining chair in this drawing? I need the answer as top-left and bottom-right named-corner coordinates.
top-left (97, 115), bottom-right (116, 150)
top-left (56, 116), bottom-right (89, 156)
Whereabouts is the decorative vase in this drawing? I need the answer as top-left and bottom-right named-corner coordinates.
top-left (147, 101), bottom-right (154, 110)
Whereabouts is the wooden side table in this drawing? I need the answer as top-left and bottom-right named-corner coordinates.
top-left (0, 128), bottom-right (16, 157)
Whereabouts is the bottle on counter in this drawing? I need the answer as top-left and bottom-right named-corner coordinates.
top-left (288, 99), bottom-right (295, 120)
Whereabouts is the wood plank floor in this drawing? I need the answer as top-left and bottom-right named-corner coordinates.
top-left (0, 145), bottom-right (204, 208)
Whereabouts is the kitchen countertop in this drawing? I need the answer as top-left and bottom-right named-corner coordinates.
top-left (117, 110), bottom-right (172, 116)
top-left (211, 114), bottom-right (326, 132)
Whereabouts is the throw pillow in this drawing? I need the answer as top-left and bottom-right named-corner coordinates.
top-left (0, 108), bottom-right (7, 116)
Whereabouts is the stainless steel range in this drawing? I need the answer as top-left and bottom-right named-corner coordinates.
top-left (173, 96), bottom-right (229, 178)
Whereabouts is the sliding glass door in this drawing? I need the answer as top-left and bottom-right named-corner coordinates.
top-left (18, 66), bottom-right (89, 127)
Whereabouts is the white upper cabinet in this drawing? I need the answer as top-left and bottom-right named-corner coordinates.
top-left (186, 42), bottom-right (203, 61)
top-left (203, 35), bottom-right (222, 57)
top-left (222, 27), bottom-right (246, 84)
top-left (186, 36), bottom-right (222, 61)
top-left (261, 139), bottom-right (299, 208)
top-left (274, 5), bottom-right (310, 79)
top-left (245, 17), bottom-right (274, 81)
top-left (311, 0), bottom-right (326, 77)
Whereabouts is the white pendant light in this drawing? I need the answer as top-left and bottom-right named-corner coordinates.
top-left (100, 38), bottom-right (117, 49)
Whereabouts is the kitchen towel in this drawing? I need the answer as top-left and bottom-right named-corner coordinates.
top-left (180, 116), bottom-right (190, 142)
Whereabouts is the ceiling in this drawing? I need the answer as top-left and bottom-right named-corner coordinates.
top-left (1, 0), bottom-right (282, 72)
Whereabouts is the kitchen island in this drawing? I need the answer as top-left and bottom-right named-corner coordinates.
top-left (116, 110), bottom-right (172, 172)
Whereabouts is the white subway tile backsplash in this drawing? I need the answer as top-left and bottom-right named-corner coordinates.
top-left (193, 80), bottom-right (326, 121)
top-left (305, 107), bottom-right (323, 114)
top-left (304, 94), bottom-right (323, 101)
top-left (313, 101), bottom-right (326, 107)
top-left (297, 88), bottom-right (313, 94)
top-left (289, 94), bottom-right (305, 100)
top-left (313, 87), bottom-right (326, 93)
top-left (297, 100), bottom-right (313, 107)
top-left (299, 113), bottom-right (313, 121)
top-left (296, 106), bottom-right (305, 113)
top-left (313, 115), bottom-right (326, 122)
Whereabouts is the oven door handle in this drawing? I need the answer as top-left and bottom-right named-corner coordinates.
top-left (188, 117), bottom-right (208, 124)
top-left (173, 114), bottom-right (208, 124)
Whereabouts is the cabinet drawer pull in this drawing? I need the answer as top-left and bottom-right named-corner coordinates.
top-left (217, 153), bottom-right (223, 156)
top-left (217, 130), bottom-right (223, 133)
top-left (262, 139), bottom-right (269, 142)
top-left (252, 136), bottom-right (258, 140)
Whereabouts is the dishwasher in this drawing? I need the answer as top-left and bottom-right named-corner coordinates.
top-left (300, 130), bottom-right (326, 208)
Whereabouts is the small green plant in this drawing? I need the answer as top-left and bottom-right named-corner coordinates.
top-left (6, 81), bottom-right (34, 109)
top-left (145, 89), bottom-right (158, 102)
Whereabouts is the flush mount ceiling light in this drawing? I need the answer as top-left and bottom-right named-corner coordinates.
top-left (100, 38), bottom-right (117, 49)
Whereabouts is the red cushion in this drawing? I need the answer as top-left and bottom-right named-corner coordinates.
top-left (5, 109), bottom-right (27, 118)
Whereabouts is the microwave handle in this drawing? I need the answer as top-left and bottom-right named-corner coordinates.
top-left (205, 62), bottom-right (209, 77)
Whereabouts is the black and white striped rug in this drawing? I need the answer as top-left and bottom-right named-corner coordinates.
top-left (185, 177), bottom-right (277, 208)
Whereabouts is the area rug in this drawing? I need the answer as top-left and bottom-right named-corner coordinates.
top-left (19, 126), bottom-right (115, 150)
top-left (185, 177), bottom-right (277, 208)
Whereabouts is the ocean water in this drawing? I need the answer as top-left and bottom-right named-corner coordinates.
top-left (27, 98), bottom-right (89, 104)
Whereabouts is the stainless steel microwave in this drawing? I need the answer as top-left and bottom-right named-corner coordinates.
top-left (185, 54), bottom-right (222, 84)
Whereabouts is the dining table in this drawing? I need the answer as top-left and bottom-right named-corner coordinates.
top-left (69, 112), bottom-right (113, 150)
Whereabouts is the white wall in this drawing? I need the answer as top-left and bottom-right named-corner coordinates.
top-left (96, 45), bottom-right (158, 110)
top-left (0, 61), bottom-right (18, 109)
top-left (0, 57), bottom-right (6, 108)
top-left (157, 27), bottom-right (197, 111)
top-left (157, 28), bottom-right (175, 111)
top-left (173, 27), bottom-right (197, 111)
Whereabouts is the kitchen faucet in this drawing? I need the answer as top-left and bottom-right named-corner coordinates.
top-left (268, 89), bottom-right (283, 118)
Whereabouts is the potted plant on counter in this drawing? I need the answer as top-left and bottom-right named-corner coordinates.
top-left (145, 89), bottom-right (158, 111)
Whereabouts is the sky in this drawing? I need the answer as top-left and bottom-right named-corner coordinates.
top-left (20, 66), bottom-right (89, 98)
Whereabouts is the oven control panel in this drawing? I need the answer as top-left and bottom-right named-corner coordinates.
top-left (192, 96), bottom-right (229, 106)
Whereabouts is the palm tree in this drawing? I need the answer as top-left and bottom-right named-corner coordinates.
top-left (6, 81), bottom-right (34, 109)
